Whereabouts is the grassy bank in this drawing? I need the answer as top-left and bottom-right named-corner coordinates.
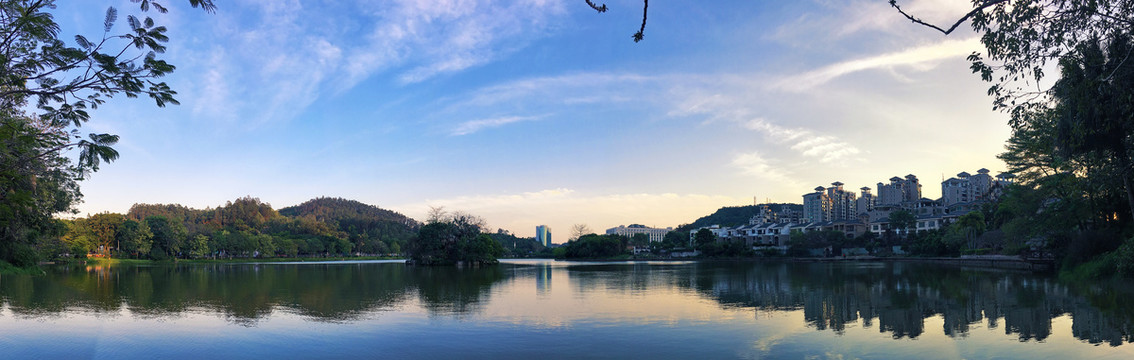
top-left (82, 256), bottom-right (403, 266)
top-left (0, 260), bottom-right (45, 275)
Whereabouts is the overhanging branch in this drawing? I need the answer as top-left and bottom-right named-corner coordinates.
top-left (889, 0), bottom-right (1008, 35)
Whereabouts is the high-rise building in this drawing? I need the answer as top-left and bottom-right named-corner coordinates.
top-left (803, 182), bottom-right (857, 222)
top-left (536, 225), bottom-right (552, 247)
top-left (856, 186), bottom-right (876, 216)
top-left (803, 186), bottom-right (830, 223)
top-left (877, 174), bottom-right (922, 206)
top-left (827, 182), bottom-right (857, 221)
top-left (942, 168), bottom-right (995, 206)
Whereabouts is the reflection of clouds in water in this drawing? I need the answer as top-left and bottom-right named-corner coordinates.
top-left (2, 260), bottom-right (1134, 358)
top-left (477, 260), bottom-right (752, 330)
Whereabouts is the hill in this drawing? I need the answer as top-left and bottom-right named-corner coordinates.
top-left (679, 203), bottom-right (802, 231)
top-left (279, 197), bottom-right (416, 226)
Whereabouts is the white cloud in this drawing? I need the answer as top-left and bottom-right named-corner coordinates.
top-left (742, 118), bottom-right (807, 141)
top-left (790, 136), bottom-right (862, 162)
top-left (396, 189), bottom-right (748, 237)
top-left (345, 0), bottom-right (567, 86)
top-left (774, 37), bottom-right (980, 92)
top-left (731, 151), bottom-right (796, 184)
top-left (769, 0), bottom-right (978, 44)
top-left (181, 0), bottom-right (566, 128)
top-left (451, 115), bottom-right (541, 136)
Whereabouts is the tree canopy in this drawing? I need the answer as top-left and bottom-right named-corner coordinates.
top-left (892, 0), bottom-right (1134, 114)
top-left (405, 210), bottom-right (502, 266)
top-left (0, 0), bottom-right (213, 266)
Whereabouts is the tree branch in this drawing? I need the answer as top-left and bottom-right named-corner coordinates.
top-left (889, 0), bottom-right (1008, 35)
top-left (633, 0), bottom-right (648, 42)
top-left (584, 0), bottom-right (607, 13)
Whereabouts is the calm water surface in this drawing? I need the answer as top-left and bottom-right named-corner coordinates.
top-left (2, 259), bottom-right (1133, 359)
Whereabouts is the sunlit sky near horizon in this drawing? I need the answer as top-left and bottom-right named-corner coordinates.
top-left (59, 0), bottom-right (1011, 238)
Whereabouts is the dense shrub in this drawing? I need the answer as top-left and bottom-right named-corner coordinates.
top-left (1116, 237), bottom-right (1134, 278)
top-left (1057, 230), bottom-right (1123, 268)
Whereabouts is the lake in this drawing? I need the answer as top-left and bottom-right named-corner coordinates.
top-left (2, 259), bottom-right (1133, 359)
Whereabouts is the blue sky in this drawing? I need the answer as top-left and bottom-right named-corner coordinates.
top-left (58, 0), bottom-right (1011, 238)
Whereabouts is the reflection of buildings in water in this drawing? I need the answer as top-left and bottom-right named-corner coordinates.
top-left (1071, 303), bottom-right (1133, 346)
top-left (687, 263), bottom-right (1134, 345)
top-left (536, 264), bottom-right (552, 295)
top-left (878, 306), bottom-right (926, 339)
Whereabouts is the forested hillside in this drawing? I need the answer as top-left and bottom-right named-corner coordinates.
top-left (679, 203), bottom-right (802, 231)
top-left (50, 196), bottom-right (419, 260)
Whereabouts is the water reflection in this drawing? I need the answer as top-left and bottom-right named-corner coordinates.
top-left (683, 262), bottom-right (1134, 345)
top-left (1, 260), bottom-right (1132, 347)
top-left (0, 261), bottom-right (506, 324)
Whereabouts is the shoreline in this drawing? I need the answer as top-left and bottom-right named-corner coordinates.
top-left (6, 255), bottom-right (1052, 274)
top-left (551, 255), bottom-right (1055, 272)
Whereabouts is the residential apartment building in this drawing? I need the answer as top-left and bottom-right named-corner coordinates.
top-left (855, 187), bottom-right (876, 216)
top-left (877, 175), bottom-right (921, 206)
top-left (689, 225), bottom-right (728, 245)
top-left (803, 186), bottom-right (831, 223)
top-left (803, 182), bottom-right (857, 223)
top-left (942, 168), bottom-right (995, 206)
top-left (750, 203), bottom-right (804, 225)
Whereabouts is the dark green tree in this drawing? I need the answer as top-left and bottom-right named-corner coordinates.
top-left (661, 230), bottom-right (688, 249)
top-left (116, 219), bottom-right (152, 258)
top-left (887, 210), bottom-right (916, 237)
top-left (693, 228), bottom-right (716, 249)
top-left (630, 233), bottom-right (650, 248)
top-left (406, 211), bottom-right (498, 265)
top-left (1049, 34), bottom-right (1134, 219)
top-left (145, 215), bottom-right (185, 260)
top-left (561, 234), bottom-right (626, 259)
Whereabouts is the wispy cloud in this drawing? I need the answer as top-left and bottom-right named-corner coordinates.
top-left (791, 136), bottom-right (862, 162)
top-left (451, 115), bottom-right (542, 136)
top-left (769, 0), bottom-right (977, 45)
top-left (773, 37), bottom-right (980, 92)
top-left (732, 151), bottom-right (797, 185)
top-left (182, 0), bottom-right (565, 128)
top-left (397, 188), bottom-right (747, 237)
top-left (346, 0), bottom-right (567, 86)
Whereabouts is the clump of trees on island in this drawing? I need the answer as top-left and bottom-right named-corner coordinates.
top-left (404, 207), bottom-right (504, 266)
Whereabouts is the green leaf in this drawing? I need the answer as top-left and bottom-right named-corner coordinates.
top-left (104, 7), bottom-right (117, 32)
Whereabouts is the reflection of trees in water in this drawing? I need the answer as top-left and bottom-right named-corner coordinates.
top-left (411, 265), bottom-right (506, 316)
top-left (0, 262), bottom-right (509, 325)
top-left (683, 262), bottom-right (1134, 345)
top-left (566, 263), bottom-right (691, 297)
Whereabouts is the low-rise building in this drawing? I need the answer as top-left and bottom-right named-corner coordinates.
top-left (607, 224), bottom-right (672, 243)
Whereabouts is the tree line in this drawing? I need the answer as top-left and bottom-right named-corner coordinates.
top-left (29, 196), bottom-right (419, 262)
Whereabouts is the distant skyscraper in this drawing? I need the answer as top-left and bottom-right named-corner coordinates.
top-left (536, 225), bottom-right (552, 247)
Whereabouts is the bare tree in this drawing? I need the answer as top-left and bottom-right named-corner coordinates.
top-left (571, 223), bottom-right (593, 241)
top-left (426, 206), bottom-right (447, 224)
